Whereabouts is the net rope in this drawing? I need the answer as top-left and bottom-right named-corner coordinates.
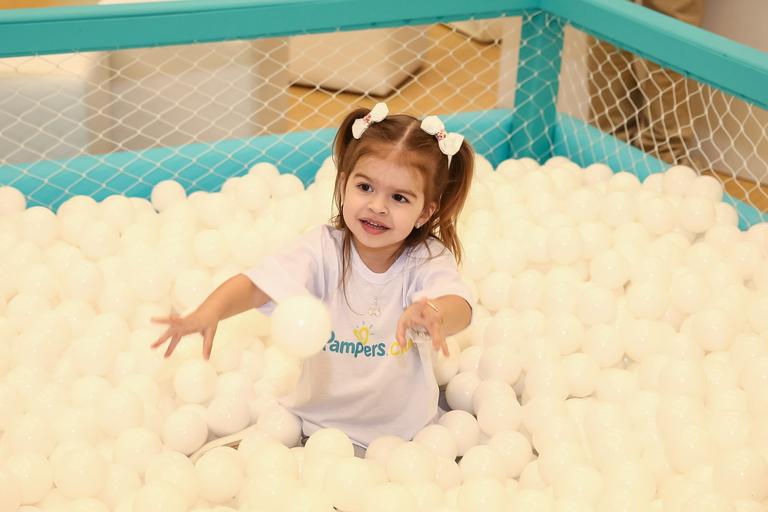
top-left (0, 11), bottom-right (766, 225)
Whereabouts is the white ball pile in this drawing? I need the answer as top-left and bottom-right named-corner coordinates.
top-left (0, 155), bottom-right (767, 512)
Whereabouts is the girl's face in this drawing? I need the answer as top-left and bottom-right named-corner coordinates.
top-left (342, 156), bottom-right (434, 259)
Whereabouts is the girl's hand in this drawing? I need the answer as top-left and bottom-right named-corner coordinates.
top-left (396, 298), bottom-right (449, 357)
top-left (151, 309), bottom-right (219, 359)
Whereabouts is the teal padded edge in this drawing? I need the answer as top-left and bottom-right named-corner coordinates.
top-left (0, 0), bottom-right (537, 58)
top-left (542, 0), bottom-right (768, 111)
top-left (552, 113), bottom-right (767, 230)
top-left (511, 10), bottom-right (564, 162)
top-left (0, 109), bottom-right (514, 211)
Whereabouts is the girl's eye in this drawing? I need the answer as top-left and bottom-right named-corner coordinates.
top-left (357, 183), bottom-right (372, 192)
top-left (392, 194), bottom-right (409, 204)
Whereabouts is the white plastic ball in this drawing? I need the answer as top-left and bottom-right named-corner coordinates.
top-left (476, 394), bottom-right (522, 436)
top-left (562, 352), bottom-right (599, 397)
top-left (270, 294), bottom-right (332, 358)
top-left (364, 482), bottom-right (417, 512)
top-left (98, 464), bottom-right (141, 510)
top-left (601, 191), bottom-right (636, 226)
top-left (145, 452), bottom-right (199, 506)
top-left (5, 414), bottom-right (55, 457)
top-left (255, 404), bottom-right (302, 447)
top-left (478, 272), bottom-right (512, 311)
top-left (445, 371), bottom-right (480, 413)
top-left (688, 174), bottom-right (723, 201)
top-left (195, 447), bottom-right (244, 503)
top-left (0, 186), bottom-right (26, 214)
top-left (207, 393), bottom-right (251, 437)
top-left (459, 445), bottom-right (507, 481)
top-left (324, 456), bottom-right (374, 511)
top-left (553, 464), bottom-right (603, 503)
top-left (304, 428), bottom-right (354, 461)
top-left (638, 195), bottom-right (677, 235)
top-left (577, 283), bottom-right (617, 326)
top-left (52, 444), bottom-right (108, 499)
top-left (457, 478), bottom-right (506, 512)
top-left (590, 250), bottom-right (630, 289)
top-left (713, 450), bottom-right (768, 501)
top-left (438, 410), bottom-right (481, 457)
top-left (414, 424), bottom-right (458, 460)
top-left (271, 173), bottom-right (305, 198)
top-left (547, 226), bottom-right (583, 265)
top-left (458, 345), bottom-right (484, 373)
top-left (488, 431), bottom-right (533, 478)
top-left (193, 229), bottom-right (229, 268)
top-left (708, 410), bottom-right (751, 450)
top-left (174, 359), bottom-right (218, 404)
top-left (21, 206), bottom-right (58, 247)
top-left (151, 180), bottom-right (187, 211)
top-left (626, 281), bottom-right (668, 320)
top-left (583, 163), bottom-right (613, 184)
top-left (680, 196), bottom-right (716, 234)
top-left (245, 441), bottom-right (297, 480)
top-left (566, 189), bottom-right (601, 222)
top-left (490, 238), bottom-right (527, 276)
top-left (132, 482), bottom-right (187, 512)
top-left (478, 345), bottom-right (522, 385)
top-left (690, 308), bottom-right (736, 352)
top-left (5, 453), bottom-right (52, 505)
top-left (472, 380), bottom-right (517, 414)
top-left (114, 427), bottom-right (162, 475)
top-left (663, 165), bottom-right (697, 195)
top-left (100, 387), bottom-right (144, 436)
top-left (386, 442), bottom-right (436, 484)
top-left (366, 435), bottom-right (406, 468)
top-left (78, 221), bottom-right (119, 260)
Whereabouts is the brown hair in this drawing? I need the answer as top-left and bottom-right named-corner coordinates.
top-left (330, 106), bottom-right (474, 293)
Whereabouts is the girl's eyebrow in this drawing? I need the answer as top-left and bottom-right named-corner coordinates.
top-left (353, 172), bottom-right (418, 198)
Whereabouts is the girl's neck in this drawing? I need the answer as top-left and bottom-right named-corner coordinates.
top-left (352, 237), bottom-right (403, 274)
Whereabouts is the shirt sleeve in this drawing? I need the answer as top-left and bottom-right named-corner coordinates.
top-left (243, 225), bottom-right (327, 315)
top-left (407, 244), bottom-right (475, 309)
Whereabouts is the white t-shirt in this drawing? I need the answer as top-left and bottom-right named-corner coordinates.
top-left (244, 225), bottom-right (472, 447)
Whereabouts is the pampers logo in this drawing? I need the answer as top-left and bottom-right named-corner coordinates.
top-left (322, 324), bottom-right (414, 358)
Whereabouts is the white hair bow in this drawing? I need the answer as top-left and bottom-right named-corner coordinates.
top-left (352, 103), bottom-right (389, 139)
top-left (420, 115), bottom-right (464, 166)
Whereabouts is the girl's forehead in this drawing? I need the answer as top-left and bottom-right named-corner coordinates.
top-left (351, 157), bottom-right (425, 191)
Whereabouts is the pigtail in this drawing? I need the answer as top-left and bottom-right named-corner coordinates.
top-left (333, 108), bottom-right (369, 178)
top-left (431, 140), bottom-right (474, 264)
top-left (331, 107), bottom-right (371, 314)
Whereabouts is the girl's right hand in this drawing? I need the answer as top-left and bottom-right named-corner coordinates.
top-left (151, 309), bottom-right (219, 359)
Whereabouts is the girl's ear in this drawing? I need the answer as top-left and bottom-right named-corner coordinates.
top-left (417, 201), bottom-right (437, 226)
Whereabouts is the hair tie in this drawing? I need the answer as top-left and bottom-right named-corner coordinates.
top-left (352, 103), bottom-right (389, 139)
top-left (420, 115), bottom-right (464, 166)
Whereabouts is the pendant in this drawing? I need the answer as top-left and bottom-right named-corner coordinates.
top-left (367, 297), bottom-right (381, 317)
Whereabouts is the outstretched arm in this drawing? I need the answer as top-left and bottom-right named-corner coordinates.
top-left (152, 273), bottom-right (271, 359)
top-left (396, 294), bottom-right (472, 356)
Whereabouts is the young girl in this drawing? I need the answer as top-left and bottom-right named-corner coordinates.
top-left (152, 103), bottom-right (474, 448)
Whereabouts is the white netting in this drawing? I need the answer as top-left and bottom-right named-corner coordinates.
top-left (0, 17), bottom-right (516, 210)
top-left (1, 10), bottom-right (766, 224)
top-left (558, 25), bottom-right (768, 224)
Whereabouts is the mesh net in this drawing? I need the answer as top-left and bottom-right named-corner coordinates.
top-left (558, 23), bottom-right (768, 223)
top-left (1, 9), bottom-right (767, 225)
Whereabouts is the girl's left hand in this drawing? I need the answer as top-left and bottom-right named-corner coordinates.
top-left (396, 298), bottom-right (449, 357)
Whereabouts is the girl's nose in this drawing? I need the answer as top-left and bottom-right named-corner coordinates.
top-left (369, 196), bottom-right (387, 215)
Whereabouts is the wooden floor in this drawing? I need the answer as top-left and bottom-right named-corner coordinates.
top-left (708, 171), bottom-right (768, 212)
top-left (282, 25), bottom-right (502, 132)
